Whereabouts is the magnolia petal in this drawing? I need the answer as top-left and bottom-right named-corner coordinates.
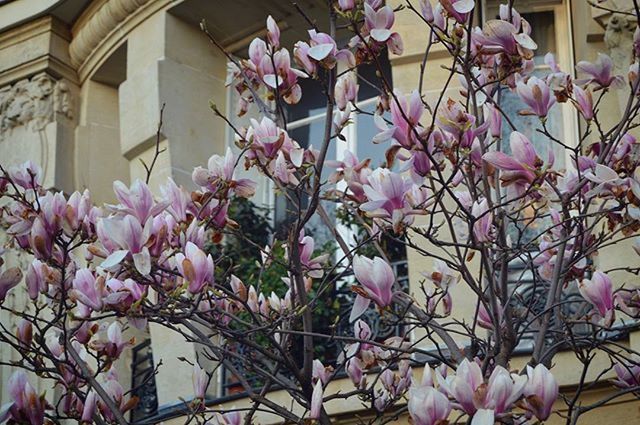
top-left (370, 28), bottom-right (392, 42)
top-left (290, 148), bottom-right (304, 168)
top-left (514, 33), bottom-right (537, 50)
top-left (308, 44), bottom-right (334, 61)
top-left (310, 380), bottom-right (324, 419)
top-left (482, 151), bottom-right (524, 171)
top-left (101, 250), bottom-right (129, 270)
top-left (471, 409), bottom-right (495, 425)
top-left (454, 0), bottom-right (475, 13)
top-left (349, 294), bottom-right (370, 322)
top-left (133, 247), bottom-right (151, 276)
top-left (262, 74), bottom-right (280, 89)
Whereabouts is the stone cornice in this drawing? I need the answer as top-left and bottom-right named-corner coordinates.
top-left (0, 15), bottom-right (70, 49)
top-left (0, 15), bottom-right (76, 87)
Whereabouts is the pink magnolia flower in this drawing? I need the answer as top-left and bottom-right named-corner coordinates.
top-left (93, 322), bottom-right (131, 359)
top-left (81, 390), bottom-right (97, 423)
top-left (313, 359), bottom-right (332, 385)
top-left (473, 19), bottom-right (536, 59)
top-left (436, 99), bottom-right (486, 146)
top-left (63, 189), bottom-right (94, 235)
top-left (297, 230), bottom-right (329, 278)
top-left (440, 0), bottom-right (475, 23)
top-left (6, 370), bottom-right (45, 425)
top-left (16, 319), bottom-right (32, 348)
top-left (327, 149), bottom-right (371, 203)
top-left (471, 409), bottom-right (494, 425)
top-left (246, 117), bottom-right (300, 162)
top-left (582, 163), bottom-right (628, 199)
top-left (613, 358), bottom-right (640, 388)
top-left (245, 37), bottom-right (305, 104)
top-left (338, 0), bottom-right (355, 11)
top-left (482, 131), bottom-right (548, 199)
top-left (545, 53), bottom-right (573, 102)
top-left (360, 168), bottom-right (427, 232)
top-left (354, 319), bottom-right (372, 340)
top-left (482, 366), bottom-right (527, 415)
top-left (471, 199), bottom-right (493, 243)
top-left (310, 380), bottom-right (324, 419)
top-left (408, 386), bottom-right (451, 425)
top-left (103, 278), bottom-right (145, 310)
top-left (373, 388), bottom-right (390, 412)
top-left (8, 160), bottom-right (42, 190)
top-left (364, 4), bottom-right (403, 54)
top-left (266, 15), bottom-right (280, 47)
top-left (295, 30), bottom-right (355, 72)
top-left (71, 269), bottom-right (105, 311)
top-left (523, 364), bottom-right (558, 421)
top-left (516, 76), bottom-right (556, 117)
top-left (192, 363), bottom-right (209, 399)
top-left (419, 0), bottom-right (434, 21)
top-left (112, 179), bottom-right (166, 223)
top-left (192, 148), bottom-right (256, 198)
top-left (29, 217), bottom-right (53, 260)
top-left (613, 133), bottom-right (638, 164)
top-left (175, 242), bottom-right (215, 294)
top-left (615, 287), bottom-right (640, 318)
top-left (576, 53), bottom-right (625, 90)
top-left (477, 299), bottom-right (504, 330)
top-left (264, 49), bottom-right (305, 104)
top-left (99, 215), bottom-right (153, 276)
top-left (353, 255), bottom-right (395, 308)
top-left (376, 90), bottom-right (425, 149)
top-left (0, 266), bottom-right (22, 303)
top-left (335, 71), bottom-right (358, 111)
top-left (484, 103), bottom-right (502, 138)
top-left (24, 259), bottom-right (50, 300)
top-left (578, 271), bottom-right (614, 326)
top-left (96, 370), bottom-right (134, 422)
top-left (346, 358), bottom-right (365, 388)
top-left (573, 85), bottom-right (594, 120)
top-left (274, 151), bottom-right (300, 185)
top-left (438, 358), bottom-right (484, 414)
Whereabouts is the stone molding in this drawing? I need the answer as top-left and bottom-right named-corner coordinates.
top-left (0, 72), bottom-right (74, 137)
top-left (69, 0), bottom-right (151, 69)
top-left (0, 16), bottom-right (76, 87)
top-left (69, 0), bottom-right (172, 82)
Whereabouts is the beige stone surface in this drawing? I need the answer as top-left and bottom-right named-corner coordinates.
top-left (75, 80), bottom-right (129, 203)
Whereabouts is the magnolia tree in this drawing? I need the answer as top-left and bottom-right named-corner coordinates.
top-left (3, 0), bottom-right (640, 424)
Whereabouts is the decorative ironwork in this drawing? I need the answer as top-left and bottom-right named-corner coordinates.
top-left (507, 255), bottom-right (590, 350)
top-left (130, 339), bottom-right (158, 422)
top-left (221, 260), bottom-right (409, 396)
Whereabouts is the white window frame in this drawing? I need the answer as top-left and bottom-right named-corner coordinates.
top-left (483, 0), bottom-right (578, 166)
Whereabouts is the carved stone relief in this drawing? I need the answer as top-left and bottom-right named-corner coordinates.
top-left (600, 11), bottom-right (637, 113)
top-left (604, 13), bottom-right (636, 71)
top-left (0, 73), bottom-right (75, 137)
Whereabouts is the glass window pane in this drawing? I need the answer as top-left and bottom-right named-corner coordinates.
top-left (356, 105), bottom-right (391, 168)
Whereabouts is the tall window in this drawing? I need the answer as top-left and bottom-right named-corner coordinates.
top-left (484, 1), bottom-right (585, 345)
top-left (284, 53), bottom-right (395, 251)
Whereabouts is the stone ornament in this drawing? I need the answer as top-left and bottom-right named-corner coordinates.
top-left (69, 0), bottom-right (152, 69)
top-left (0, 73), bottom-right (74, 137)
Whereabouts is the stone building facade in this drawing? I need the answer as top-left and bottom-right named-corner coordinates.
top-left (1, 0), bottom-right (640, 423)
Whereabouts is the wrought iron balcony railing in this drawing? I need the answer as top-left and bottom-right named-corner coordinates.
top-left (221, 260), bottom-right (410, 396)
